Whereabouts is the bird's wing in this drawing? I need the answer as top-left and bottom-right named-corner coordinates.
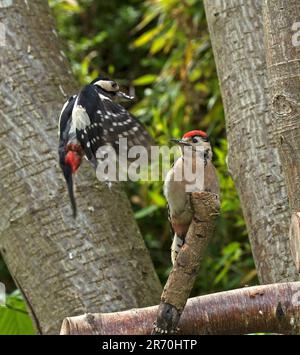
top-left (58, 95), bottom-right (77, 162)
top-left (58, 95), bottom-right (77, 142)
top-left (58, 95), bottom-right (78, 218)
top-left (72, 85), bottom-right (153, 164)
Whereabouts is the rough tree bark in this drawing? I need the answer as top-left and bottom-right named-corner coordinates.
top-left (263, 1), bottom-right (300, 272)
top-left (204, 0), bottom-right (299, 283)
top-left (61, 282), bottom-right (300, 335)
top-left (0, 0), bottom-right (161, 334)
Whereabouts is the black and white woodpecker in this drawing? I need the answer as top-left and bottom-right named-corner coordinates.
top-left (58, 75), bottom-right (153, 217)
top-left (164, 130), bottom-right (220, 264)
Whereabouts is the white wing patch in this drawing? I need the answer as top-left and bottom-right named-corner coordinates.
top-left (71, 104), bottom-right (91, 133)
top-left (57, 99), bottom-right (70, 137)
top-left (98, 93), bottom-right (112, 101)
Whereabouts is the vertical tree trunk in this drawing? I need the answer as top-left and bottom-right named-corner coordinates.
top-left (204, 0), bottom-right (299, 283)
top-left (263, 1), bottom-right (300, 272)
top-left (0, 0), bottom-right (161, 334)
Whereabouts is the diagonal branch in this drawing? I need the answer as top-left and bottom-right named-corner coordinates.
top-left (152, 191), bottom-right (220, 334)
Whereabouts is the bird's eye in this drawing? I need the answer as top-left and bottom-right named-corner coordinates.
top-left (110, 81), bottom-right (119, 92)
top-left (192, 137), bottom-right (200, 143)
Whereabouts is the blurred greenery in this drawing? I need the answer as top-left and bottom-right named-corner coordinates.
top-left (0, 290), bottom-right (35, 335)
top-left (0, 0), bottom-right (257, 333)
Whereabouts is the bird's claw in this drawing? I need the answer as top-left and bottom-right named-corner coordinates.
top-left (152, 323), bottom-right (180, 335)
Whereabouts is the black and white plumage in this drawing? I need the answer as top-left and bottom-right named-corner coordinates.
top-left (58, 76), bottom-right (153, 217)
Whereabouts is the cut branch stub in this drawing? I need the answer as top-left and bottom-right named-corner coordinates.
top-left (152, 191), bottom-right (220, 334)
top-left (289, 213), bottom-right (300, 272)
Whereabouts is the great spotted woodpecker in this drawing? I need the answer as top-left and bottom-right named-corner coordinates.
top-left (58, 76), bottom-right (153, 217)
top-left (163, 130), bottom-right (220, 264)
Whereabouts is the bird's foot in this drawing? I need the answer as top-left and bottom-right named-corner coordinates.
top-left (152, 322), bottom-right (180, 335)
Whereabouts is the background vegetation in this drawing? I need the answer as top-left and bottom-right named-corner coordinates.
top-left (0, 0), bottom-right (257, 334)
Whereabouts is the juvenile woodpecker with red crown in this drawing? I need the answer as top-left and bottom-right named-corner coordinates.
top-left (164, 130), bottom-right (220, 264)
top-left (58, 76), bottom-right (153, 217)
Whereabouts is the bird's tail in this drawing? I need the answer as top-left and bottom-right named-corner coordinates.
top-left (171, 234), bottom-right (184, 265)
top-left (66, 173), bottom-right (77, 218)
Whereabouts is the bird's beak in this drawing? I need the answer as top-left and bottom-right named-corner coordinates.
top-left (116, 91), bottom-right (135, 100)
top-left (170, 138), bottom-right (191, 146)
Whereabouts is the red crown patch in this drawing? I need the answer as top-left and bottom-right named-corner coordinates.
top-left (182, 130), bottom-right (208, 139)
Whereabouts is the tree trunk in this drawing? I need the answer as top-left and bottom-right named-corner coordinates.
top-left (204, 0), bottom-right (299, 283)
top-left (0, 0), bottom-right (161, 334)
top-left (263, 0), bottom-right (300, 272)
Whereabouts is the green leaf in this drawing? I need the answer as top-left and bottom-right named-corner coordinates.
top-left (0, 291), bottom-right (36, 335)
top-left (133, 74), bottom-right (157, 86)
top-left (133, 25), bottom-right (163, 48)
top-left (150, 36), bottom-right (167, 55)
top-left (134, 205), bottom-right (159, 219)
top-left (135, 11), bottom-right (158, 32)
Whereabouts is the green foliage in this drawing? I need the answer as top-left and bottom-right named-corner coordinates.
top-left (49, 0), bottom-right (148, 85)
top-left (0, 290), bottom-right (36, 335)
